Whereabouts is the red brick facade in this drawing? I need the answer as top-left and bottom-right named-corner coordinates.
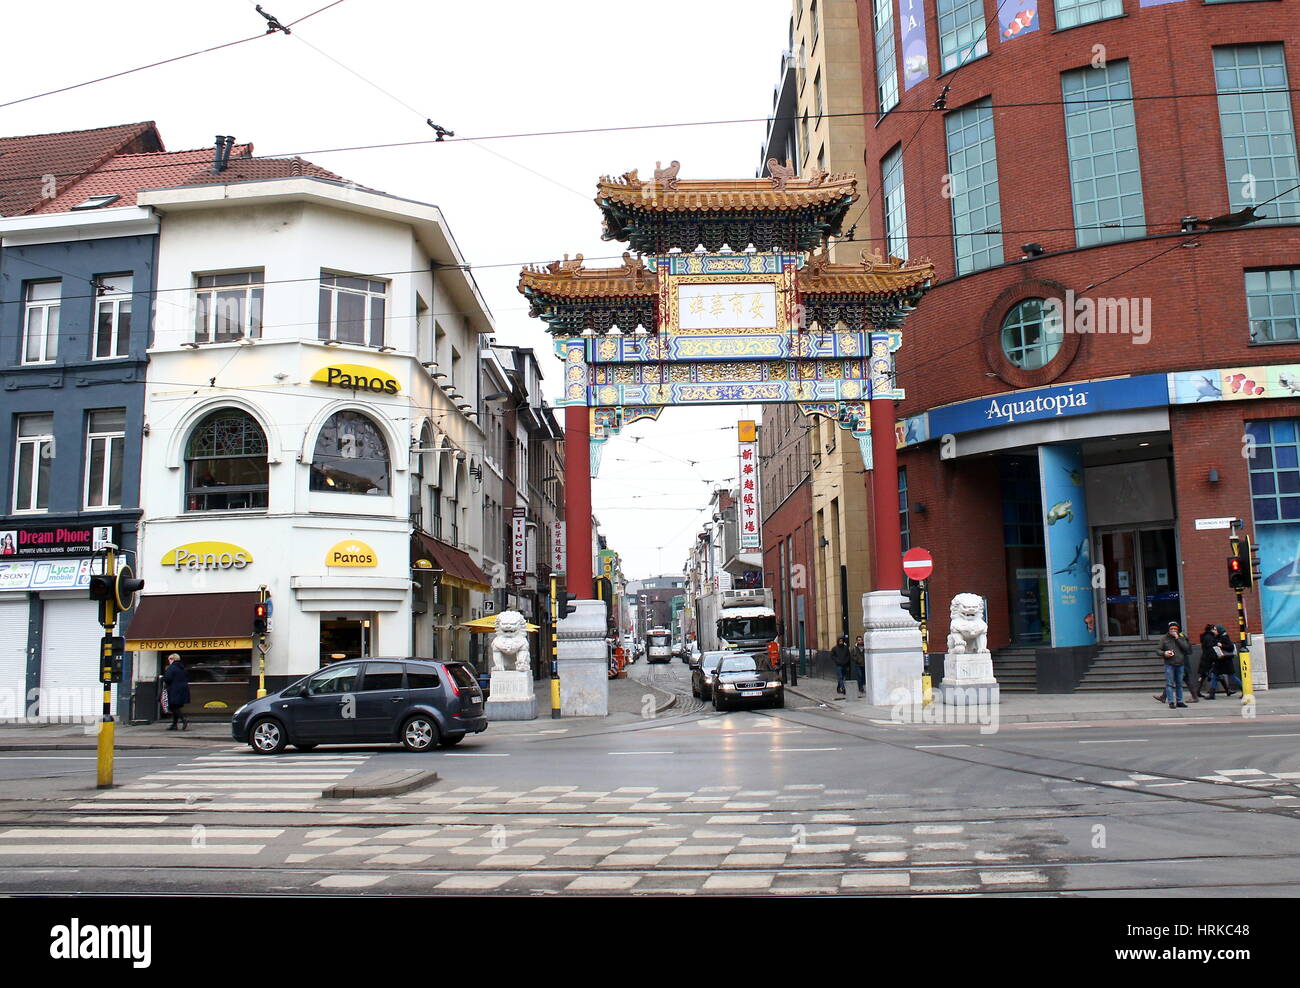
top-left (852, 0), bottom-right (1300, 683)
top-left (762, 477), bottom-right (820, 652)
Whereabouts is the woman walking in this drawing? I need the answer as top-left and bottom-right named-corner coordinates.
top-left (1196, 624), bottom-right (1220, 699)
top-left (1214, 625), bottom-right (1242, 697)
top-left (162, 653), bottom-right (190, 730)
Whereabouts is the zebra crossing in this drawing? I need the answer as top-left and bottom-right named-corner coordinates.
top-left (1099, 767), bottom-right (1300, 800)
top-left (70, 751), bottom-right (370, 813)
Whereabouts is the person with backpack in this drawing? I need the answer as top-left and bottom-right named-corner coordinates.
top-left (1157, 621), bottom-right (1191, 708)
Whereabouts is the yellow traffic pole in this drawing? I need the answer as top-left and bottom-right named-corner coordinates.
top-left (920, 580), bottom-right (933, 707)
top-left (550, 574), bottom-right (561, 718)
top-left (96, 547), bottom-right (117, 789)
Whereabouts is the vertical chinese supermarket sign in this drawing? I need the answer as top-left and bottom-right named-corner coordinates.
top-left (738, 420), bottom-right (762, 550)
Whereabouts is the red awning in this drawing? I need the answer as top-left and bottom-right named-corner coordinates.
top-left (124, 591), bottom-right (260, 650)
top-left (412, 531), bottom-right (491, 593)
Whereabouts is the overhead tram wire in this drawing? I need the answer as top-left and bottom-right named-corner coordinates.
top-left (0, 0), bottom-right (346, 111)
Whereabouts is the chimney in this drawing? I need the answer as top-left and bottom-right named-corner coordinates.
top-left (213, 135), bottom-right (235, 174)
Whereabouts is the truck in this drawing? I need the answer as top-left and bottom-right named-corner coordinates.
top-left (695, 587), bottom-right (778, 657)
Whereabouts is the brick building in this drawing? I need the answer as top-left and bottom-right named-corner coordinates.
top-left (856, 0), bottom-right (1300, 687)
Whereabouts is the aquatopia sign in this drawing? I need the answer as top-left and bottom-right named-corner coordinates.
top-left (161, 541), bottom-right (253, 570)
top-left (311, 364), bottom-right (401, 395)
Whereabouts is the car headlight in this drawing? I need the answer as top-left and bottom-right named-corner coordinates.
top-left (721, 683), bottom-right (737, 691)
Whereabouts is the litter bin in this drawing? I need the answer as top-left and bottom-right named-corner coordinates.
top-left (477, 672), bottom-right (491, 700)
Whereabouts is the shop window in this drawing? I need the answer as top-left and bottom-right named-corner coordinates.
top-left (22, 280), bottom-right (60, 364)
top-left (85, 409), bottom-right (125, 510)
top-left (185, 408), bottom-right (269, 512)
top-left (936, 0), bottom-right (987, 73)
top-left (318, 272), bottom-right (387, 346)
top-left (1000, 298), bottom-right (1064, 370)
top-left (194, 271), bottom-right (263, 343)
top-left (945, 99), bottom-right (1003, 275)
top-left (1053, 0), bottom-right (1122, 30)
top-left (13, 413), bottom-right (54, 513)
top-left (1062, 61), bottom-right (1145, 247)
top-left (310, 411), bottom-right (390, 495)
top-left (1246, 268), bottom-right (1300, 343)
top-left (1213, 44), bottom-right (1300, 227)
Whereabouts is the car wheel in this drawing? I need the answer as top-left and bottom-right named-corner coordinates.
top-left (401, 714), bottom-right (439, 752)
top-left (772, 694), bottom-right (785, 709)
top-left (713, 693), bottom-right (726, 713)
top-left (294, 743), bottom-right (318, 751)
top-left (249, 717), bottom-right (286, 755)
top-left (440, 734), bottom-right (465, 747)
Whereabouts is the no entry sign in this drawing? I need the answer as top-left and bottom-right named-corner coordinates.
top-left (902, 547), bottom-right (933, 581)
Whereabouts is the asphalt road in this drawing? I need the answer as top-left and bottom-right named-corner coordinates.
top-left (2, 661), bottom-right (1298, 897)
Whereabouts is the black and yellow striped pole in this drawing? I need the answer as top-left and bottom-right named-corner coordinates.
top-left (549, 573), bottom-right (561, 718)
top-left (95, 547), bottom-right (118, 789)
top-left (1229, 533), bottom-right (1256, 706)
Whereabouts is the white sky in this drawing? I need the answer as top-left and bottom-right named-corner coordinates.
top-left (4, 0), bottom-right (794, 579)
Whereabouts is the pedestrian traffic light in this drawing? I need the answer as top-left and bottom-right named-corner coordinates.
top-left (1227, 554), bottom-right (1251, 591)
top-left (900, 580), bottom-right (923, 621)
top-left (253, 601), bottom-right (269, 635)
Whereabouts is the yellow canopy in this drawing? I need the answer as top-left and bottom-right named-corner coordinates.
top-left (460, 615), bottom-right (540, 633)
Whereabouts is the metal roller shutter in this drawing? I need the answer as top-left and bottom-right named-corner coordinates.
top-left (39, 597), bottom-right (115, 721)
top-left (0, 598), bottom-right (28, 720)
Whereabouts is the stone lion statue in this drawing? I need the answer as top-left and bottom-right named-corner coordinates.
top-left (946, 593), bottom-right (988, 655)
top-left (491, 610), bottom-right (531, 672)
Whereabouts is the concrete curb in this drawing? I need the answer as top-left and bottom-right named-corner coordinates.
top-left (0, 741), bottom-right (222, 751)
top-left (324, 769), bottom-right (439, 799)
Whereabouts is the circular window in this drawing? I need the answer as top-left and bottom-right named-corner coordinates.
top-left (1000, 298), bottom-right (1064, 370)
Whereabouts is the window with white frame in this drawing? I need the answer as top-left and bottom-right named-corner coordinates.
top-left (1053, 0), bottom-right (1122, 31)
top-left (14, 413), bottom-right (54, 512)
top-left (882, 145), bottom-right (909, 260)
top-left (22, 281), bottom-right (60, 364)
top-left (873, 0), bottom-right (899, 115)
top-left (945, 98), bottom-right (1004, 275)
top-left (93, 275), bottom-right (132, 359)
top-left (85, 409), bottom-right (125, 509)
top-left (318, 272), bottom-right (387, 346)
top-left (937, 0), bottom-right (988, 73)
top-left (1246, 268), bottom-right (1300, 343)
top-left (194, 271), bottom-right (263, 343)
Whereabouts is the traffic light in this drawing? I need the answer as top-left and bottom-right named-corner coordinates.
top-left (558, 586), bottom-right (578, 619)
top-left (253, 601), bottom-right (269, 635)
top-left (114, 565), bottom-right (144, 610)
top-left (900, 580), bottom-right (923, 621)
top-left (1227, 554), bottom-right (1250, 591)
top-left (88, 574), bottom-right (115, 601)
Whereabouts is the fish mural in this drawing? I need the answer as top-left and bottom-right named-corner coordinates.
top-left (1003, 9), bottom-right (1035, 38)
top-left (1227, 372), bottom-right (1266, 397)
top-left (1279, 372), bottom-right (1300, 396)
top-left (904, 53), bottom-right (929, 76)
top-left (1053, 537), bottom-right (1089, 576)
top-left (1084, 612), bottom-right (1096, 635)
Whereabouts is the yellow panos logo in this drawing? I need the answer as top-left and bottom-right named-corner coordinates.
top-left (326, 540), bottom-right (377, 567)
top-left (311, 364), bottom-right (400, 395)
top-left (161, 542), bottom-right (253, 571)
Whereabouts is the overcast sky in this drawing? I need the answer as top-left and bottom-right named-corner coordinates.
top-left (4, 0), bottom-right (794, 580)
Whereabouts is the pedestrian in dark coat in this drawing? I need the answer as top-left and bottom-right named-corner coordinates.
top-left (850, 636), bottom-right (866, 697)
top-left (1213, 625), bottom-right (1242, 696)
top-left (1157, 622), bottom-right (1191, 708)
top-left (831, 636), bottom-right (852, 696)
top-left (163, 653), bottom-right (190, 730)
top-left (1196, 624), bottom-right (1220, 699)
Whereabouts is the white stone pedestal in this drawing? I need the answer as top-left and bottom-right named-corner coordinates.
top-left (557, 599), bottom-right (609, 717)
top-left (484, 669), bottom-right (537, 721)
top-left (862, 590), bottom-right (924, 704)
top-left (939, 651), bottom-right (1000, 706)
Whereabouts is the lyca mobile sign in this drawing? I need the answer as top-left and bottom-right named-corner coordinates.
top-left (161, 542), bottom-right (253, 570)
top-left (312, 364), bottom-right (400, 395)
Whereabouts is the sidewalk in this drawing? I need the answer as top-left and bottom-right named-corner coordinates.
top-left (787, 673), bottom-right (1300, 724)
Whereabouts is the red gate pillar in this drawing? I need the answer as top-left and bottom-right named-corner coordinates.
top-left (564, 404), bottom-right (594, 593)
top-left (870, 397), bottom-right (903, 591)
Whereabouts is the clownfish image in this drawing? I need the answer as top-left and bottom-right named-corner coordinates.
top-left (1003, 9), bottom-right (1035, 37)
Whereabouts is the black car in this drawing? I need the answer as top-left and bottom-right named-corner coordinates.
top-left (690, 649), bottom-right (731, 701)
top-left (232, 658), bottom-right (487, 754)
top-left (711, 653), bottom-right (784, 711)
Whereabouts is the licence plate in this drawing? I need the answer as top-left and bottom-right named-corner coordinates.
top-left (741, 691), bottom-right (763, 697)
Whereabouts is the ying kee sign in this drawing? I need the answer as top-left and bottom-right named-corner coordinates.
top-left (738, 421), bottom-right (762, 550)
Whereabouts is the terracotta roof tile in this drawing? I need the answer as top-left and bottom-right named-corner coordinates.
top-left (0, 121), bottom-right (161, 216)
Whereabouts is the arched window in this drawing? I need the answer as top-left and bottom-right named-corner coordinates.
top-left (185, 409), bottom-right (269, 511)
top-left (1000, 299), bottom-right (1064, 370)
top-left (311, 411), bottom-right (390, 495)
